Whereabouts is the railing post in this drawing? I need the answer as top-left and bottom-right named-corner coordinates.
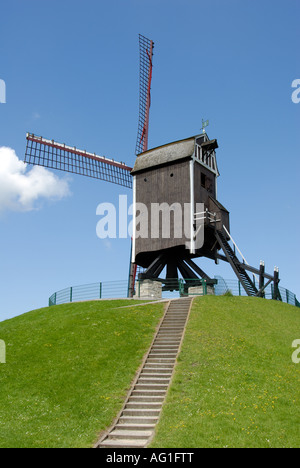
top-left (259, 261), bottom-right (265, 298)
top-left (238, 281), bottom-right (241, 296)
top-left (70, 287), bottom-right (73, 303)
top-left (201, 279), bottom-right (207, 296)
top-left (179, 279), bottom-right (184, 297)
top-left (273, 267), bottom-right (281, 301)
top-left (100, 282), bottom-right (102, 299)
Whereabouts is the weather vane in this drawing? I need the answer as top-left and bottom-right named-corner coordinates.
top-left (201, 119), bottom-right (209, 133)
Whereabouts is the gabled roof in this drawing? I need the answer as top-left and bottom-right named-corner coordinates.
top-left (131, 136), bottom-right (195, 174)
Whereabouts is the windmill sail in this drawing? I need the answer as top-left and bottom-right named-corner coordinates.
top-left (25, 133), bottom-right (133, 189)
top-left (136, 34), bottom-right (154, 155)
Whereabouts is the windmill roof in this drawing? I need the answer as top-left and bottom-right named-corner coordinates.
top-left (131, 136), bottom-right (196, 174)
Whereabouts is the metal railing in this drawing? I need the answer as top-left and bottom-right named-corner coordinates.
top-left (48, 277), bottom-right (300, 308)
top-left (49, 281), bottom-right (128, 306)
top-left (211, 276), bottom-right (299, 306)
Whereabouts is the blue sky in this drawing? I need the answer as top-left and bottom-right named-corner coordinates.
top-left (0, 0), bottom-right (299, 321)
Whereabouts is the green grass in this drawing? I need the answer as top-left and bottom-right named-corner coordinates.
top-left (151, 296), bottom-right (300, 448)
top-left (0, 300), bottom-right (164, 448)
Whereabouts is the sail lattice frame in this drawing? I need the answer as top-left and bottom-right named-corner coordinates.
top-left (135, 34), bottom-right (154, 155)
top-left (25, 134), bottom-right (133, 189)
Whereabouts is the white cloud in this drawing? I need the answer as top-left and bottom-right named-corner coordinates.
top-left (32, 112), bottom-right (41, 120)
top-left (0, 146), bottom-right (71, 212)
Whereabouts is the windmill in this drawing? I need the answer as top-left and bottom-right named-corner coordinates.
top-left (23, 34), bottom-right (282, 302)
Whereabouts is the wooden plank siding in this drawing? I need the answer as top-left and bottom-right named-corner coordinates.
top-left (135, 160), bottom-right (191, 260)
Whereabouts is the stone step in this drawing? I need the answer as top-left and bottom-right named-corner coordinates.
top-left (99, 438), bottom-right (148, 448)
top-left (143, 360), bottom-right (174, 366)
top-left (151, 344), bottom-right (179, 349)
top-left (141, 368), bottom-right (172, 375)
top-left (147, 354), bottom-right (177, 358)
top-left (153, 342), bottom-right (180, 347)
top-left (163, 313), bottom-right (187, 316)
top-left (151, 343), bottom-right (179, 347)
top-left (142, 368), bottom-right (173, 374)
top-left (161, 326), bottom-right (185, 330)
top-left (146, 358), bottom-right (176, 364)
top-left (141, 366), bottom-right (173, 375)
top-left (148, 353), bottom-right (177, 359)
top-left (125, 402), bottom-right (162, 409)
top-left (150, 346), bottom-right (178, 351)
top-left (165, 317), bottom-right (187, 320)
top-left (129, 396), bottom-right (165, 403)
top-left (119, 415), bottom-right (159, 425)
top-left (160, 326), bottom-right (185, 330)
top-left (122, 408), bottom-right (161, 417)
top-left (164, 317), bottom-right (187, 320)
top-left (137, 373), bottom-right (172, 383)
top-left (156, 334), bottom-right (182, 338)
top-left (161, 323), bottom-right (186, 327)
top-left (142, 367), bottom-right (172, 374)
top-left (131, 389), bottom-right (166, 397)
top-left (149, 351), bottom-right (177, 357)
top-left (108, 429), bottom-right (153, 440)
top-left (138, 377), bottom-right (171, 385)
top-left (114, 423), bottom-right (156, 432)
top-left (162, 318), bottom-right (187, 322)
top-left (141, 371), bottom-right (172, 377)
top-left (162, 314), bottom-right (186, 317)
top-left (152, 341), bottom-right (180, 345)
top-left (155, 334), bottom-right (182, 337)
top-left (134, 383), bottom-right (169, 391)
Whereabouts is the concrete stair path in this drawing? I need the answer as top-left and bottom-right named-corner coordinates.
top-left (95, 297), bottom-right (193, 449)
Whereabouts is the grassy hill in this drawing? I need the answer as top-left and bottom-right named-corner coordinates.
top-left (150, 296), bottom-right (300, 448)
top-left (0, 300), bottom-right (164, 448)
top-left (0, 296), bottom-right (299, 448)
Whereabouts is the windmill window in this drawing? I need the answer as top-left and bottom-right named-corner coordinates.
top-left (206, 177), bottom-right (213, 193)
top-left (170, 173), bottom-right (174, 178)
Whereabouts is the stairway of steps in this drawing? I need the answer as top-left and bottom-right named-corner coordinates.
top-left (96, 297), bottom-right (193, 449)
top-left (215, 230), bottom-right (258, 297)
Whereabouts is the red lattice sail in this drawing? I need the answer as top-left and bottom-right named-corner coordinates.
top-left (25, 133), bottom-right (133, 189)
top-left (135, 34), bottom-right (154, 155)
